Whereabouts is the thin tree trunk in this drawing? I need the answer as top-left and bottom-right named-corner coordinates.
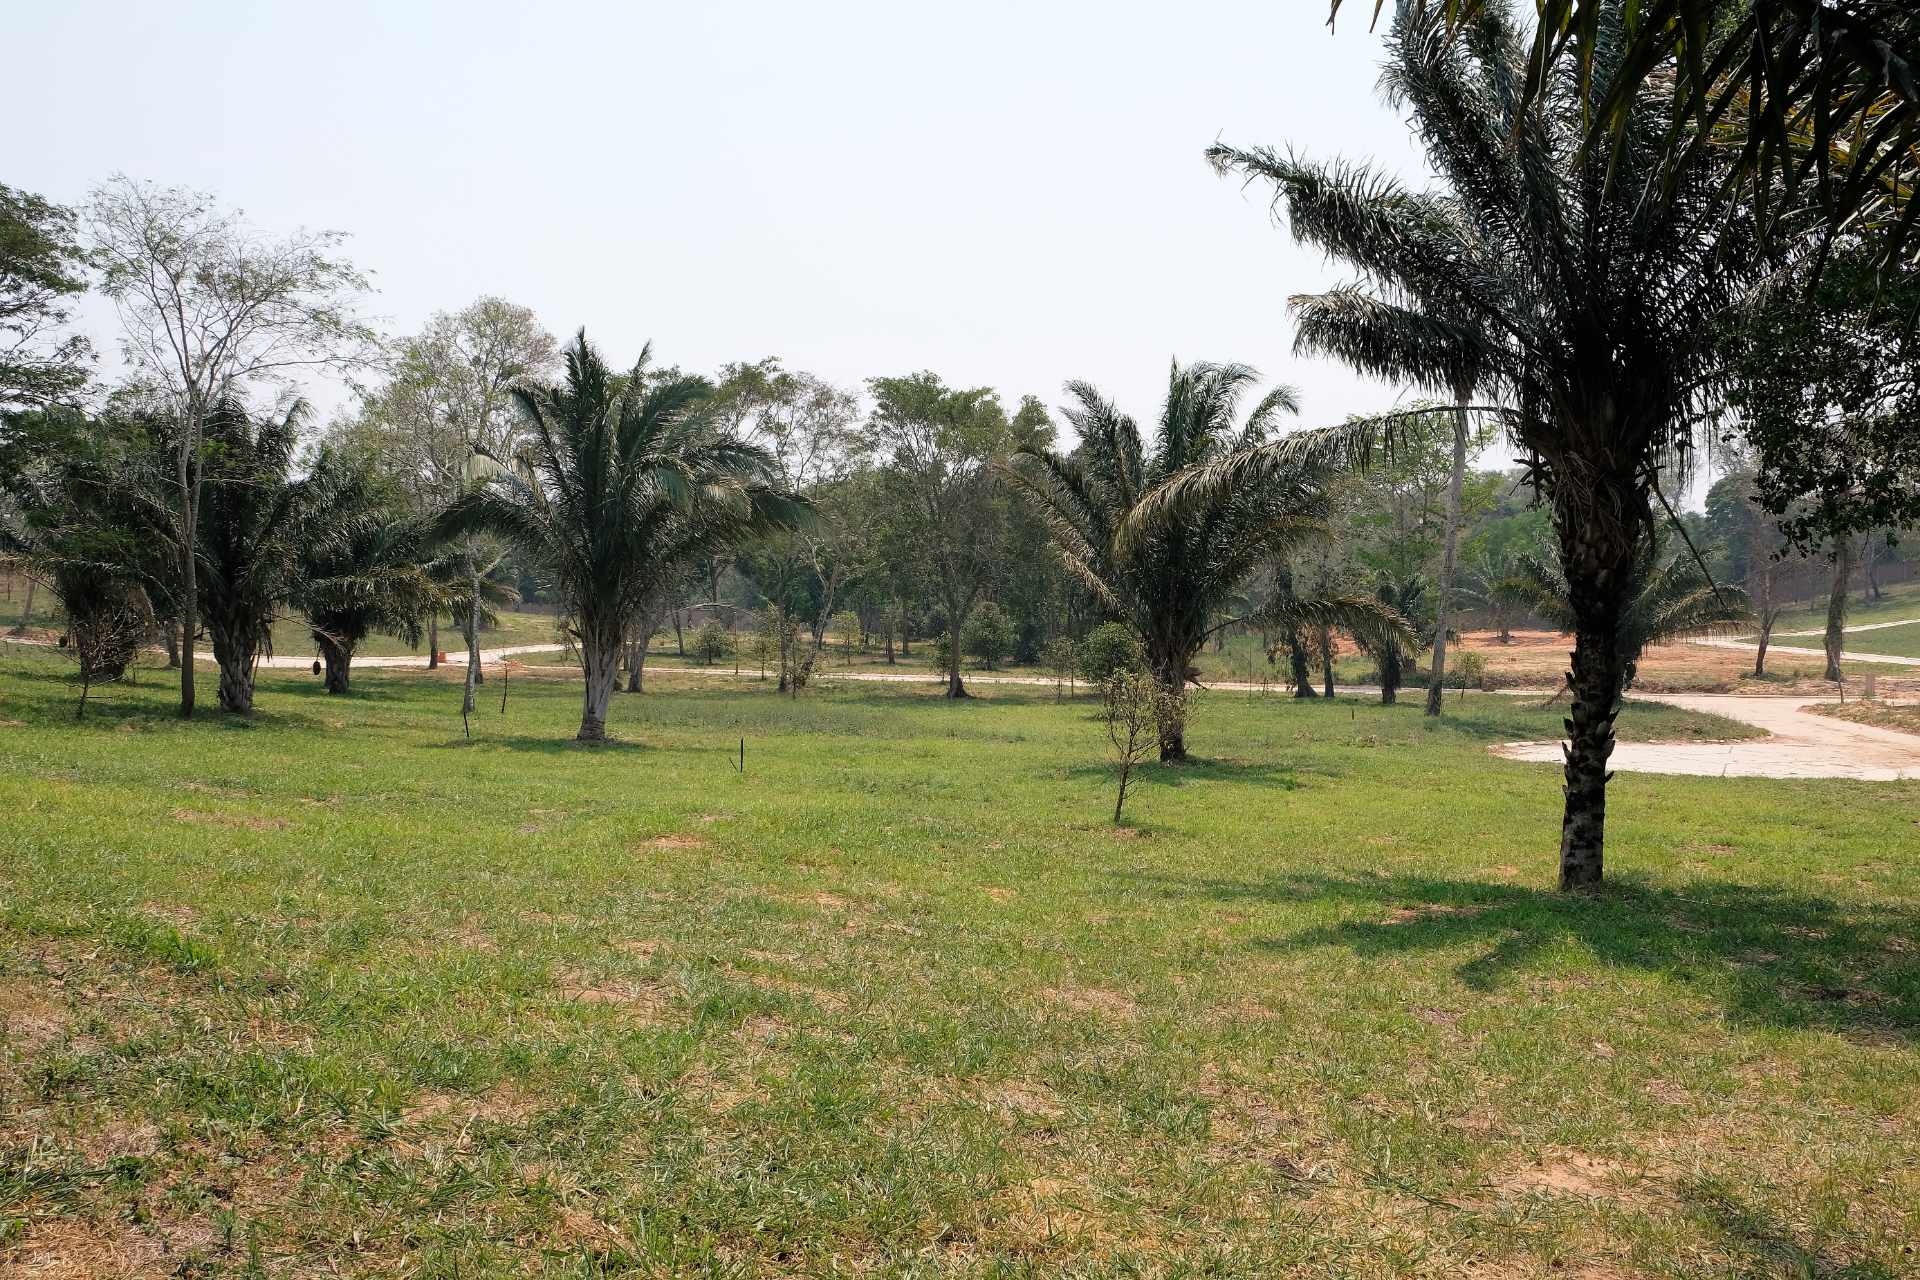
top-left (1823, 541), bottom-right (1852, 682)
top-left (673, 607), bottom-right (685, 656)
top-left (1751, 564), bottom-right (1776, 678)
top-left (9, 577), bottom-right (34, 636)
top-left (883, 612), bottom-right (896, 665)
top-left (1425, 398), bottom-right (1469, 716)
top-left (427, 614), bottom-right (440, 669)
top-left (462, 599), bottom-right (479, 717)
top-left (1319, 625), bottom-right (1335, 698)
top-left (164, 618), bottom-right (181, 669)
top-left (178, 488), bottom-right (198, 719)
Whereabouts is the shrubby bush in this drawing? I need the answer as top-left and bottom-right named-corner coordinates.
top-left (1077, 622), bottom-right (1143, 685)
top-left (962, 602), bottom-right (1014, 670)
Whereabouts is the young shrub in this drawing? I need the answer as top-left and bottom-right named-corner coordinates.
top-left (1041, 636), bottom-right (1079, 700)
top-left (962, 601), bottom-right (1014, 671)
top-left (829, 610), bottom-right (862, 662)
top-left (693, 619), bottom-right (732, 666)
top-left (1101, 670), bottom-right (1182, 824)
top-left (1077, 622), bottom-right (1143, 685)
top-left (1453, 650), bottom-right (1487, 698)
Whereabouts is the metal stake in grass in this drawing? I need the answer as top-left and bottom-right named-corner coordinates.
top-left (499, 661), bottom-right (509, 715)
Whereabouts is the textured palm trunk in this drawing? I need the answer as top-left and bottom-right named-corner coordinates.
top-left (1319, 626), bottom-right (1335, 698)
top-left (1425, 400), bottom-right (1469, 716)
top-left (1822, 541), bottom-right (1852, 682)
top-left (1379, 646), bottom-right (1401, 704)
top-left (1289, 637), bottom-right (1316, 697)
top-left (1148, 646), bottom-right (1189, 762)
top-left (1555, 512), bottom-right (1637, 892)
top-left (209, 621), bottom-right (257, 715)
top-left (460, 594), bottom-right (480, 721)
top-left (164, 619), bottom-right (181, 668)
top-left (316, 632), bottom-right (353, 695)
top-left (578, 628), bottom-right (621, 741)
top-left (427, 614), bottom-right (440, 668)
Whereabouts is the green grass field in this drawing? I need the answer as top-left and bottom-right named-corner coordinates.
top-left (1, 653), bottom-right (1916, 1277)
top-left (1764, 576), bottom-right (1920, 636)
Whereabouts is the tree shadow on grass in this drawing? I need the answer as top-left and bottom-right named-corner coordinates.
top-left (1120, 869), bottom-right (1919, 1044)
top-left (1677, 1180), bottom-right (1901, 1279)
top-left (1057, 757), bottom-right (1303, 791)
top-left (427, 735), bottom-right (651, 755)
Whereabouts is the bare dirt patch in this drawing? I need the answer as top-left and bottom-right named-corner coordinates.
top-left (983, 886), bottom-right (1017, 903)
top-left (1495, 1150), bottom-right (1650, 1206)
top-left (643, 833), bottom-right (709, 851)
top-left (553, 974), bottom-right (673, 1022)
top-left (1383, 904), bottom-right (1488, 926)
top-left (1044, 985), bottom-right (1139, 1021)
top-left (977, 1078), bottom-right (1068, 1121)
top-left (405, 1081), bottom-right (542, 1127)
top-left (1808, 700), bottom-right (1920, 737)
top-left (169, 807), bottom-right (289, 832)
top-left (0, 976), bottom-right (68, 1050)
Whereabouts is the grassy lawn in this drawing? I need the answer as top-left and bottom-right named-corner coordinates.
top-left (1808, 700), bottom-right (1920, 737)
top-left (1765, 577), bottom-right (1920, 635)
top-left (1, 654), bottom-right (1916, 1277)
top-left (1805, 621), bottom-right (1920, 660)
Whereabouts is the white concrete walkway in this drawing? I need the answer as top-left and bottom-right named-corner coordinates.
top-left (1492, 694), bottom-right (1920, 781)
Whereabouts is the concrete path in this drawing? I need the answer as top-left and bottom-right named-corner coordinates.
top-left (1768, 616), bottom-right (1920, 638)
top-left (1492, 694), bottom-right (1920, 781)
top-left (1697, 635), bottom-right (1920, 668)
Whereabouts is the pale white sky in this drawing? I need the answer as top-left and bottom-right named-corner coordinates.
top-left (16, 1), bottom-right (1457, 446)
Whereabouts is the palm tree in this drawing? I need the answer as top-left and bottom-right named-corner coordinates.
top-left (1325, 1), bottom-right (1917, 273)
top-left (445, 331), bottom-right (808, 742)
top-left (293, 452), bottom-right (451, 695)
top-left (1505, 537), bottom-right (1753, 694)
top-left (1005, 360), bottom-right (1412, 761)
top-left (1208, 3), bottom-right (1766, 888)
top-left (197, 399), bottom-right (326, 715)
top-left (1358, 572), bottom-right (1429, 704)
top-left (1456, 547), bottom-right (1530, 645)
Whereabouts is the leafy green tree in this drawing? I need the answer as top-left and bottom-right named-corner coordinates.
top-left (1011, 360), bottom-right (1410, 760)
top-left (865, 372), bottom-right (1015, 699)
top-left (445, 332), bottom-right (807, 741)
top-left (961, 600), bottom-right (1014, 670)
top-left (1212, 4), bottom-right (1768, 887)
top-left (1, 184), bottom-right (91, 410)
top-left (692, 618), bottom-right (732, 665)
top-left (87, 176), bottom-right (376, 718)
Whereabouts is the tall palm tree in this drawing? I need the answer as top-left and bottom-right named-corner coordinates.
top-left (1359, 572), bottom-right (1429, 704)
top-left (197, 399), bottom-right (328, 715)
top-left (1207, 3), bottom-right (1766, 888)
top-left (1005, 360), bottom-right (1411, 761)
top-left (292, 452), bottom-right (451, 696)
top-left (1505, 537), bottom-right (1753, 693)
top-left (445, 331), bottom-right (808, 742)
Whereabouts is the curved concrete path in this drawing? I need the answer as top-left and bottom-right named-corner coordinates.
top-left (1493, 694), bottom-right (1920, 781)
top-left (1698, 621), bottom-right (1920, 669)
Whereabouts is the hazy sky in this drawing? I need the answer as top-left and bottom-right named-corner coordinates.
top-left (16, 1), bottom-right (1448, 443)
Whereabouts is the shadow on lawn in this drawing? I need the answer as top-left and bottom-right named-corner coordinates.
top-left (1058, 758), bottom-right (1303, 791)
top-left (1679, 1181), bottom-right (1902, 1280)
top-left (1123, 869), bottom-right (1919, 1044)
top-left (427, 734), bottom-right (651, 755)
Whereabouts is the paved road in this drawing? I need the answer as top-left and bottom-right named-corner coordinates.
top-left (1492, 693), bottom-right (1919, 781)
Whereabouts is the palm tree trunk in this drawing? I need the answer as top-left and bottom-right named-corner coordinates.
top-left (1289, 635), bottom-right (1317, 697)
top-left (1555, 512), bottom-right (1636, 892)
top-left (209, 620), bottom-right (256, 715)
top-left (164, 618), bottom-right (180, 669)
top-left (1319, 625), bottom-right (1335, 698)
top-left (1425, 399), bottom-right (1469, 716)
top-left (579, 629), bottom-right (620, 741)
top-left (427, 614), bottom-right (440, 669)
top-left (1149, 647), bottom-right (1189, 762)
top-left (317, 633), bottom-right (353, 694)
top-left (462, 589), bottom-right (480, 717)
top-left (1823, 540), bottom-right (1852, 682)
